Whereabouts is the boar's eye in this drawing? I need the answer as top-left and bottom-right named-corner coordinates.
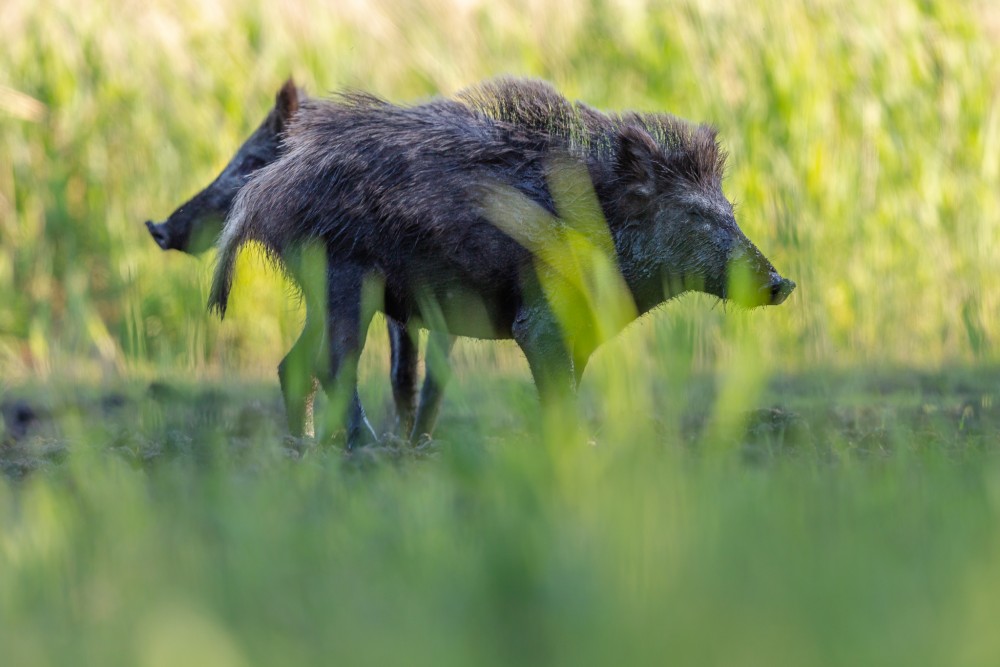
top-left (686, 208), bottom-right (708, 223)
top-left (238, 155), bottom-right (267, 173)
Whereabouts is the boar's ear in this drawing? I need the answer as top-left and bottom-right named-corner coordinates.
top-left (273, 78), bottom-right (299, 131)
top-left (616, 125), bottom-right (659, 200)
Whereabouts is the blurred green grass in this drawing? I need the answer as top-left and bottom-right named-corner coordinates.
top-left (3, 369), bottom-right (1000, 666)
top-left (3, 0), bottom-right (1000, 665)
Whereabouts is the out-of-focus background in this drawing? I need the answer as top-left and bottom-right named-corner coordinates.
top-left (3, 0), bottom-right (997, 380)
top-left (3, 2), bottom-right (1000, 666)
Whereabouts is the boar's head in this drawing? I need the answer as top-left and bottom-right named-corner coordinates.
top-left (145, 79), bottom-right (300, 254)
top-left (612, 123), bottom-right (795, 311)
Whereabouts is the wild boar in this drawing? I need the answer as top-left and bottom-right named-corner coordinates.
top-left (144, 80), bottom-right (451, 440)
top-left (210, 77), bottom-right (795, 449)
top-left (145, 80), bottom-right (301, 254)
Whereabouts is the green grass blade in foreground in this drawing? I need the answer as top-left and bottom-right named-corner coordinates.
top-left (480, 158), bottom-right (645, 445)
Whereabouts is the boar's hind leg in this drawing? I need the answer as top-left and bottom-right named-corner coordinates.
top-left (410, 331), bottom-right (455, 442)
top-left (389, 320), bottom-right (418, 436)
top-left (512, 305), bottom-right (576, 406)
top-left (322, 262), bottom-right (378, 450)
top-left (278, 309), bottom-right (324, 437)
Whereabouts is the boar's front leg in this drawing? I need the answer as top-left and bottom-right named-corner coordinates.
top-left (322, 262), bottom-right (378, 449)
top-left (511, 301), bottom-right (576, 406)
top-left (410, 330), bottom-right (455, 442)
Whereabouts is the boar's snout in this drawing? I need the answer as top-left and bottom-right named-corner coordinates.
top-left (145, 220), bottom-right (172, 251)
top-left (720, 237), bottom-right (795, 308)
top-left (767, 274), bottom-right (796, 305)
top-left (721, 250), bottom-right (796, 308)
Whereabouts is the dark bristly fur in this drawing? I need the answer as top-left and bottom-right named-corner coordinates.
top-left (209, 78), bottom-right (735, 315)
top-left (208, 77), bottom-right (794, 448)
top-left (457, 77), bottom-right (726, 186)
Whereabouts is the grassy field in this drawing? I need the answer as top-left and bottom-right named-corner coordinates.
top-left (4, 369), bottom-right (1000, 665)
top-left (3, 0), bottom-right (1000, 664)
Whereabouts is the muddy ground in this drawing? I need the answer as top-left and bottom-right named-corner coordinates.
top-left (2, 368), bottom-right (998, 480)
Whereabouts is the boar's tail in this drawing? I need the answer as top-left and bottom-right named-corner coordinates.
top-left (207, 175), bottom-right (295, 318)
top-left (207, 186), bottom-right (259, 318)
top-left (207, 223), bottom-right (241, 318)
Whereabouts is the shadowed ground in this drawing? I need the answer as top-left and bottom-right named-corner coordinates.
top-left (4, 367), bottom-right (997, 477)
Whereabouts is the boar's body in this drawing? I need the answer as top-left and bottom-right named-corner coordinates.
top-left (211, 78), bottom-right (794, 448)
top-left (214, 94), bottom-right (549, 338)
